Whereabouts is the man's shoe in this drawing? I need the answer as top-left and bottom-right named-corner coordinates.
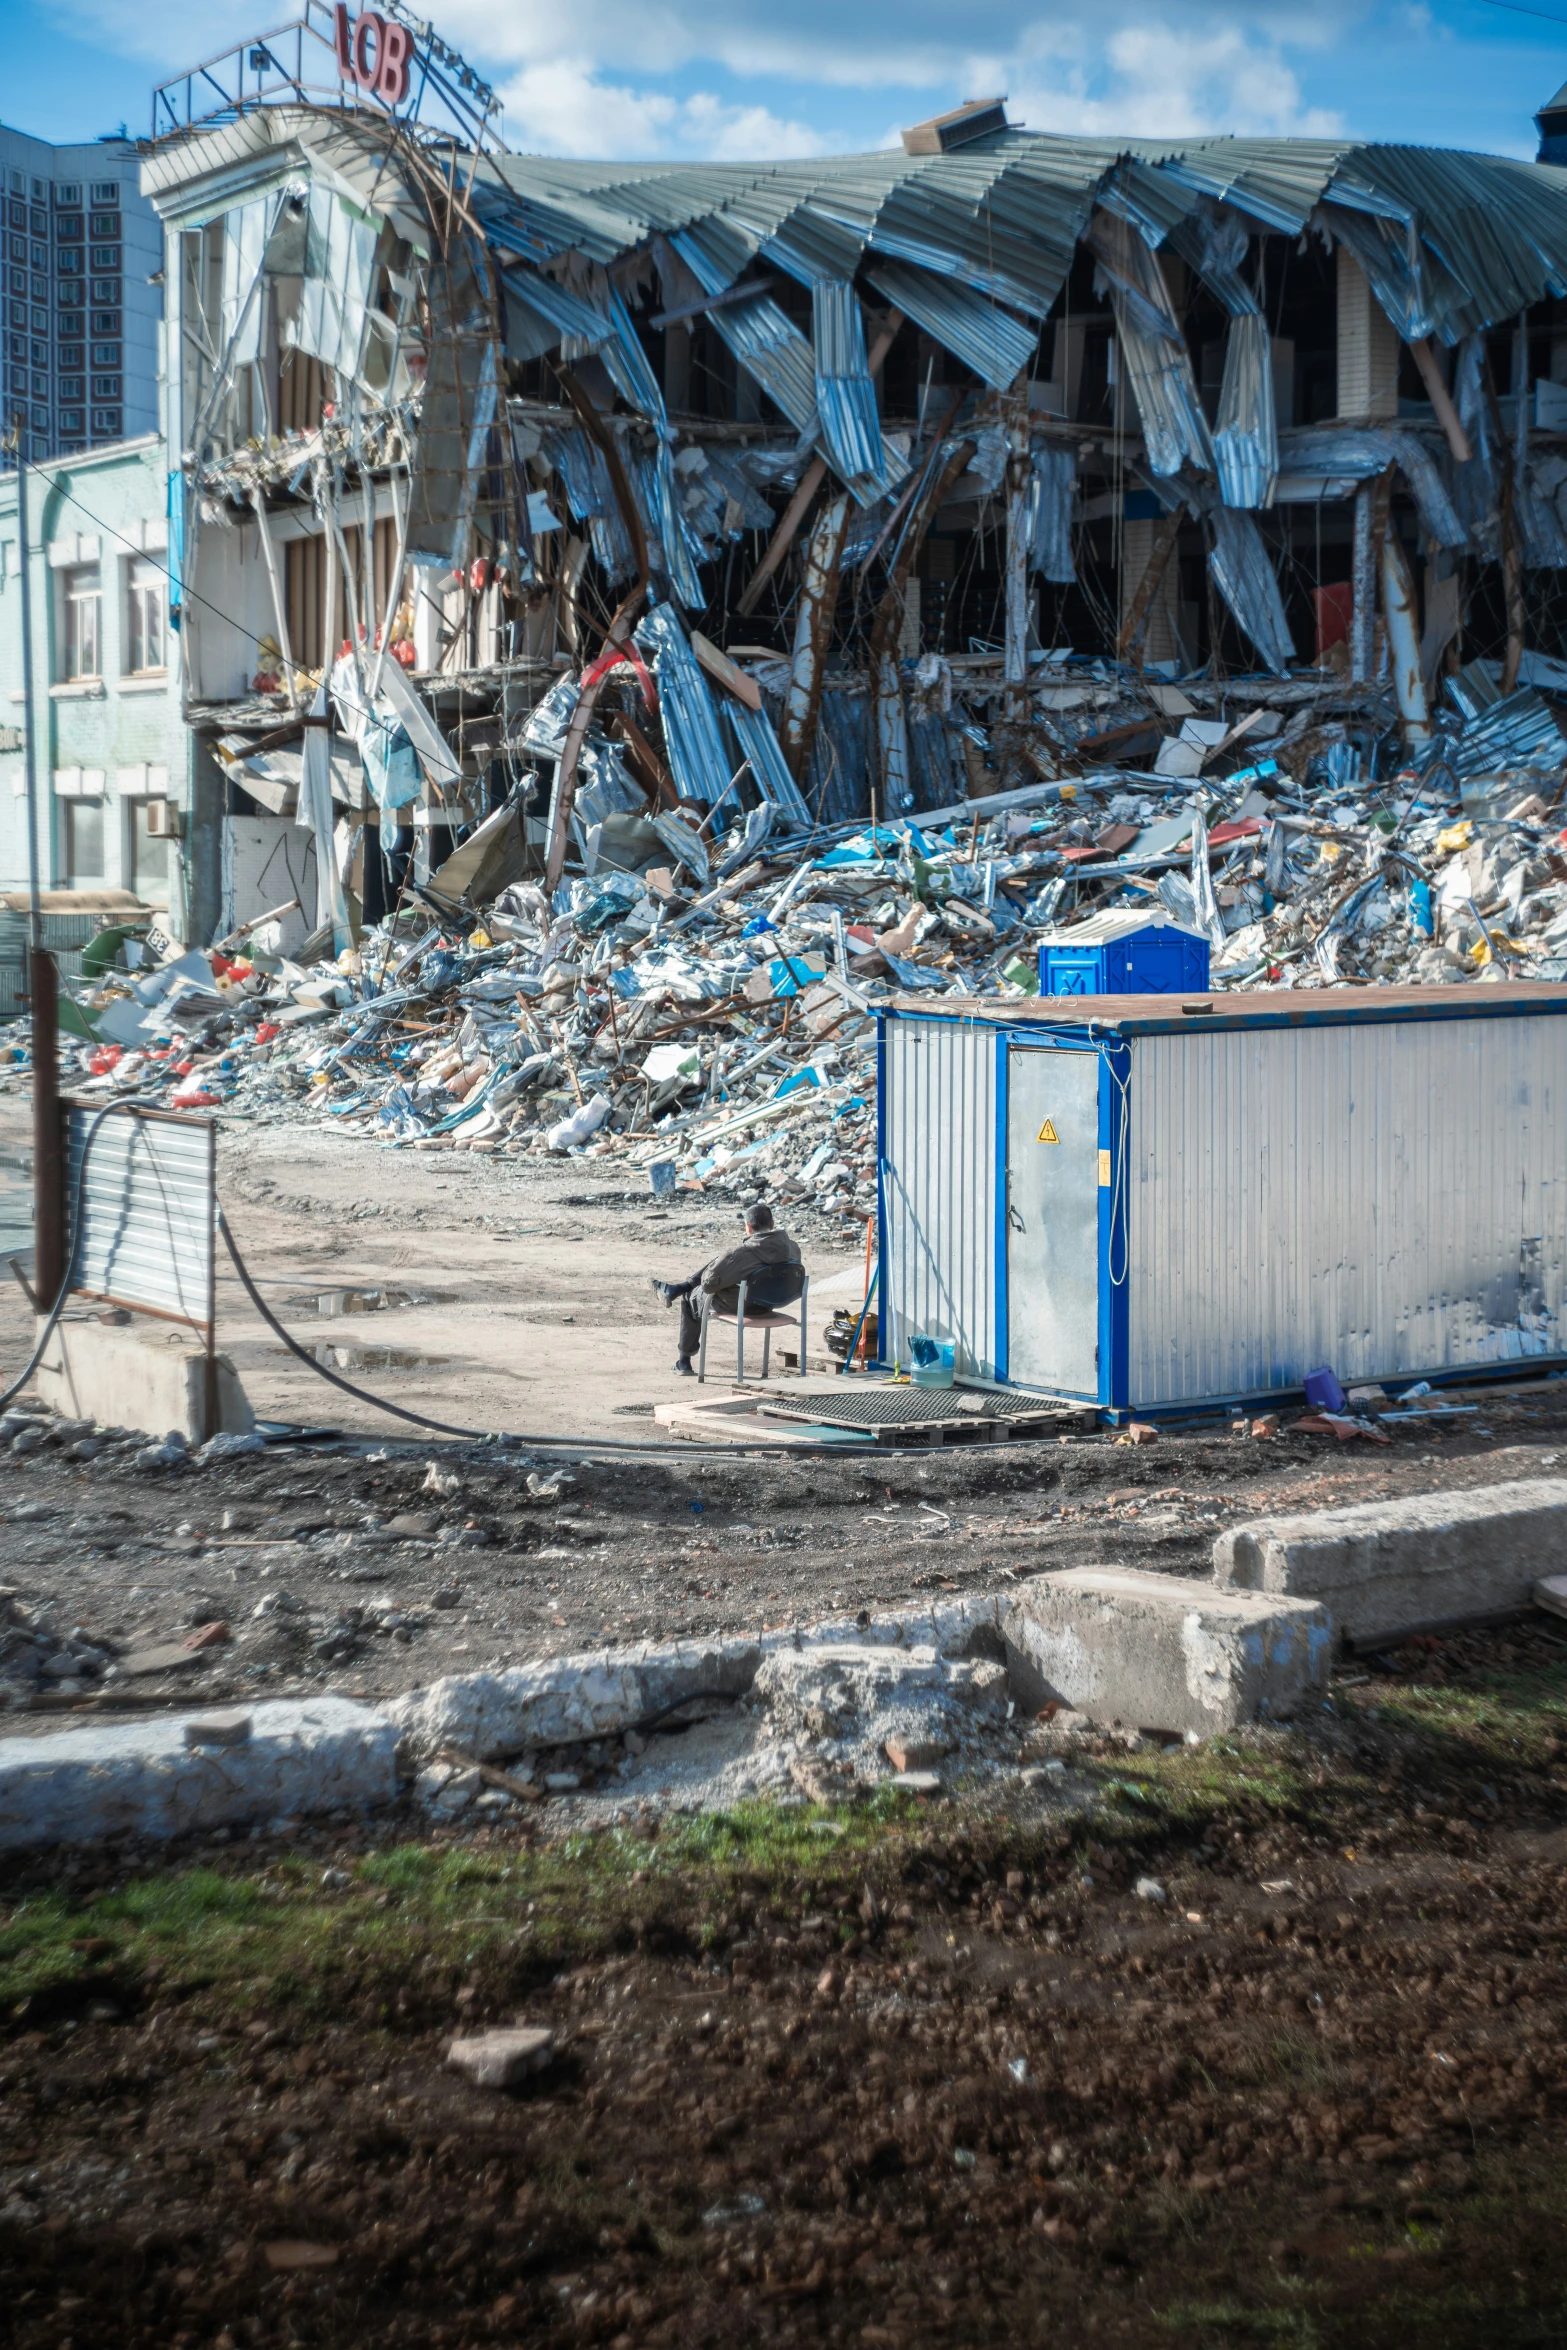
top-left (650, 1279), bottom-right (679, 1307)
top-left (673, 1357), bottom-right (695, 1376)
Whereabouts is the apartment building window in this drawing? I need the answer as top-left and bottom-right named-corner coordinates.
top-left (57, 249), bottom-right (81, 277)
top-left (89, 246), bottom-right (120, 271)
top-left (126, 556), bottom-right (165, 673)
top-left (61, 564), bottom-right (101, 679)
top-left (60, 378), bottom-right (83, 403)
top-left (91, 374), bottom-right (121, 399)
top-left (90, 309), bottom-right (119, 336)
top-left (57, 216), bottom-right (82, 244)
top-left (90, 278), bottom-right (117, 305)
top-left (90, 180), bottom-right (118, 204)
top-left (90, 211), bottom-right (119, 238)
top-left (92, 343), bottom-right (120, 368)
top-left (60, 408), bottom-right (84, 434)
top-left (55, 183), bottom-right (81, 208)
top-left (90, 408), bottom-right (120, 435)
top-left (63, 798), bottom-right (105, 884)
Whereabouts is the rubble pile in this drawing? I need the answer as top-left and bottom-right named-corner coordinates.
top-left (5, 638), bottom-right (1564, 1200)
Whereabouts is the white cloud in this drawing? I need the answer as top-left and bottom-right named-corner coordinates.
top-left (43, 0), bottom-right (1362, 154)
top-left (497, 59), bottom-right (826, 159)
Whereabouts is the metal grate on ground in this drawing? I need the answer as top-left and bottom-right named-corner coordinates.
top-left (758, 1384), bottom-right (1076, 1430)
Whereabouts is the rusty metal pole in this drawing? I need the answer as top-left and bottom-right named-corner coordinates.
top-left (12, 424), bottom-right (65, 1314)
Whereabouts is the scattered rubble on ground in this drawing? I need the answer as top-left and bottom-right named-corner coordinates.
top-left (5, 642), bottom-right (1565, 1220)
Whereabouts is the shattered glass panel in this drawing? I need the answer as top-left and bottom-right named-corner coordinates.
top-left (291, 185), bottom-right (377, 383)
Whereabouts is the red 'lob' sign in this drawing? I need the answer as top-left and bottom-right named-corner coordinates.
top-left (334, 4), bottom-right (412, 106)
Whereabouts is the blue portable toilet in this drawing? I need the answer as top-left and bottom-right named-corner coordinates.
top-left (1038, 907), bottom-right (1210, 997)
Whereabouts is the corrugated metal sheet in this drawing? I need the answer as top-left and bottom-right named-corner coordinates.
top-left (1085, 209), bottom-right (1214, 479)
top-left (1027, 442), bottom-right (1076, 583)
top-left (811, 280), bottom-right (886, 493)
top-left (722, 700), bottom-right (813, 830)
top-left (881, 1016), bottom-right (998, 1378)
top-left (864, 260), bottom-right (1038, 391)
top-left (66, 1107), bottom-right (214, 1329)
top-left (1124, 1014), bottom-right (1567, 1405)
top-left (1204, 504), bottom-right (1296, 674)
top-left (636, 601), bottom-right (732, 802)
top-left (1213, 313), bottom-right (1277, 510)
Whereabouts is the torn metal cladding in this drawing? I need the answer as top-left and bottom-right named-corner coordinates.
top-left (122, 80), bottom-right (1567, 979)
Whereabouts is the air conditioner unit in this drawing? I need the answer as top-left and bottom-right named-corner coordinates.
top-left (145, 798), bottom-right (182, 838)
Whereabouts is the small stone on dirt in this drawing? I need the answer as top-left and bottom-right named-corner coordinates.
top-left (446, 2026), bottom-right (555, 2091)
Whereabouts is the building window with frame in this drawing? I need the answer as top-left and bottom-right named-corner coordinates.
top-left (127, 798), bottom-right (169, 900)
top-left (61, 563), bottom-right (101, 679)
top-left (125, 555), bottom-right (165, 674)
top-left (64, 797), bottom-right (105, 884)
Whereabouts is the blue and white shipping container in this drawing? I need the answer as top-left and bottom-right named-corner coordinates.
top-left (877, 984), bottom-right (1567, 1415)
top-left (1037, 907), bottom-right (1210, 998)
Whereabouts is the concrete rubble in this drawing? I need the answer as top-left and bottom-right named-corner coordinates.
top-left (1212, 1475), bottom-right (1567, 1643)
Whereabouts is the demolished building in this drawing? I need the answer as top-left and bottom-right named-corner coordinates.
top-left (10, 17), bottom-right (1567, 1196)
top-left (128, 22), bottom-right (1567, 958)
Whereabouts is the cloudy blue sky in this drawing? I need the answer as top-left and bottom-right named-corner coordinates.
top-left (5, 0), bottom-right (1567, 162)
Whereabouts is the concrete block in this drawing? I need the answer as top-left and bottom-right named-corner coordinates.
top-left (35, 1313), bottom-right (253, 1444)
top-left (1004, 1568), bottom-right (1331, 1736)
top-left (0, 1697), bottom-right (398, 1852)
top-left (1212, 1477), bottom-right (1567, 1644)
top-left (384, 1639), bottom-right (763, 1762)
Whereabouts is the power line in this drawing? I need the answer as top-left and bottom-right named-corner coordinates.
top-left (1475, 0), bottom-right (1567, 30)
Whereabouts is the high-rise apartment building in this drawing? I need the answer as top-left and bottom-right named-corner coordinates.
top-left (0, 125), bottom-right (161, 459)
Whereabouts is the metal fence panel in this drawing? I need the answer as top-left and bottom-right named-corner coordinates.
top-left (65, 1105), bottom-right (215, 1332)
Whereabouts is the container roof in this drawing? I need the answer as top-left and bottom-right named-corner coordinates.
top-left (887, 983), bottom-right (1567, 1036)
top-left (1038, 908), bottom-right (1206, 946)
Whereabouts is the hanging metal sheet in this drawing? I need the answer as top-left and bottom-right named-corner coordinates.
top-left (864, 260), bottom-right (1037, 391)
top-left (1027, 443), bottom-right (1076, 581)
top-left (65, 1105), bottom-right (215, 1333)
top-left (812, 279), bottom-right (884, 493)
top-left (1204, 504), bottom-right (1295, 674)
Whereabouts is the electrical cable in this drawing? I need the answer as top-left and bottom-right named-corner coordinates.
top-left (215, 1202), bottom-right (886, 1460)
top-left (0, 1098), bottom-right (145, 1414)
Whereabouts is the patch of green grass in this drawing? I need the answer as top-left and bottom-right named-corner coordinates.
top-left (0, 1793), bottom-right (934, 2024)
top-left (1156, 2302), bottom-right (1320, 2342)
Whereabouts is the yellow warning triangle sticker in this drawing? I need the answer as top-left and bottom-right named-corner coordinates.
top-left (1037, 1118), bottom-right (1059, 1144)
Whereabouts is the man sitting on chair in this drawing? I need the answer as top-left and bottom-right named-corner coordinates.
top-left (651, 1199), bottom-right (804, 1376)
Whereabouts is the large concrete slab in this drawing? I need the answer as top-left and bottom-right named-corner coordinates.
top-left (1212, 1477), bottom-right (1567, 1644)
top-left (35, 1313), bottom-right (254, 1443)
top-left (0, 1698), bottom-right (398, 1851)
top-left (1004, 1567), bottom-right (1331, 1736)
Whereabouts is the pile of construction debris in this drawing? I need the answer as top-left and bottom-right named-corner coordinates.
top-left (4, 631), bottom-right (1565, 1200)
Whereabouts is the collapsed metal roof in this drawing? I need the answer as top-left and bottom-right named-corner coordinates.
top-left (472, 131), bottom-right (1567, 351)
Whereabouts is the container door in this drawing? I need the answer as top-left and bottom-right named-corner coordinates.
top-left (1005, 1045), bottom-right (1100, 1395)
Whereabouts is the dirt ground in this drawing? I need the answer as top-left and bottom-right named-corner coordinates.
top-left (0, 1091), bottom-right (870, 1448)
top-left (7, 1094), bottom-right (1567, 2344)
top-left (4, 1619), bottom-right (1567, 2348)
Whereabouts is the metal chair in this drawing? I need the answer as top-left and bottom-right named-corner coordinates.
top-left (698, 1268), bottom-right (810, 1383)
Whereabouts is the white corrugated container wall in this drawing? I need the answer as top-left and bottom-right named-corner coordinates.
top-left (881, 1016), bottom-right (997, 1376)
top-left (1125, 1014), bottom-right (1567, 1405)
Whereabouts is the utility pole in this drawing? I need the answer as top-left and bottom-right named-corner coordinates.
top-left (9, 420), bottom-right (64, 1316)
